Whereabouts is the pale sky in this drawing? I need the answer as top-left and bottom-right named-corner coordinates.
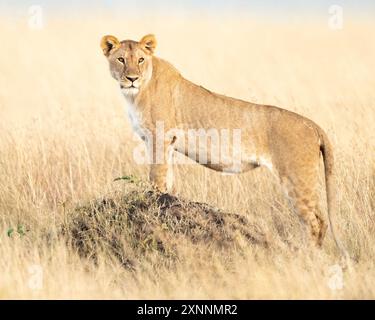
top-left (1, 0), bottom-right (375, 14)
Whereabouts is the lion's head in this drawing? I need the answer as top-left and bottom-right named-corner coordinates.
top-left (100, 34), bottom-right (157, 96)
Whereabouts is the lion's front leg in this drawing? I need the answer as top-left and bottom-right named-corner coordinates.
top-left (149, 164), bottom-right (169, 193)
top-left (149, 139), bottom-right (175, 194)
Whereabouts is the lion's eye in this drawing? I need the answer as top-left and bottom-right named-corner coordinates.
top-left (117, 57), bottom-right (125, 64)
top-left (138, 57), bottom-right (145, 64)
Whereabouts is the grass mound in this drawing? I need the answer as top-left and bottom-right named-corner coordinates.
top-left (64, 182), bottom-right (268, 269)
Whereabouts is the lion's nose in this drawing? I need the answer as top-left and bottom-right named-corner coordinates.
top-left (126, 76), bottom-right (139, 82)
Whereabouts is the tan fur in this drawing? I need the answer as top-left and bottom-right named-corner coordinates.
top-left (100, 34), bottom-right (342, 248)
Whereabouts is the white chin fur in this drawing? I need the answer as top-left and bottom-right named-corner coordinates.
top-left (121, 87), bottom-right (139, 96)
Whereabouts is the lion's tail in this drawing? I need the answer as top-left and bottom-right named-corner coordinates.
top-left (318, 129), bottom-right (350, 263)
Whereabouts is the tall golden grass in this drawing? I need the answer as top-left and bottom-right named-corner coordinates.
top-left (0, 13), bottom-right (374, 299)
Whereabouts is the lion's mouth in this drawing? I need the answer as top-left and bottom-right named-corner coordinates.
top-left (120, 83), bottom-right (138, 89)
top-left (120, 84), bottom-right (140, 96)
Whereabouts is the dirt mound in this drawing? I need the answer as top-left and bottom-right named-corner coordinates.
top-left (64, 183), bottom-right (268, 269)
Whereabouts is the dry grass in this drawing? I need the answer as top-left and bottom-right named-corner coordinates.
top-left (0, 13), bottom-right (374, 299)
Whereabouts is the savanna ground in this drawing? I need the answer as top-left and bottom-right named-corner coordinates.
top-left (0, 13), bottom-right (374, 299)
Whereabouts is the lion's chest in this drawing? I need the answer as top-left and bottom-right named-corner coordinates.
top-left (127, 102), bottom-right (146, 139)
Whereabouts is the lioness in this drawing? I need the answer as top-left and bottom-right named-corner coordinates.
top-left (100, 34), bottom-right (342, 249)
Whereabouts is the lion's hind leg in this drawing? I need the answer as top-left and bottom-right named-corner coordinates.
top-left (277, 162), bottom-right (328, 247)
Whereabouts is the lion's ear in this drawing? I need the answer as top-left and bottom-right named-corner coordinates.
top-left (100, 35), bottom-right (121, 57)
top-left (139, 34), bottom-right (157, 54)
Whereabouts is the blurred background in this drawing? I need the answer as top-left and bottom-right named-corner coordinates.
top-left (0, 0), bottom-right (374, 299)
top-left (2, 0), bottom-right (375, 15)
